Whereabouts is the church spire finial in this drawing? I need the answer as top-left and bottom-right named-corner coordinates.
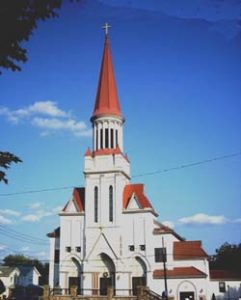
top-left (102, 22), bottom-right (111, 36)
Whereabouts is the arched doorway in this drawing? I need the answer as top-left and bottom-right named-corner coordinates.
top-left (68, 257), bottom-right (82, 295)
top-left (97, 253), bottom-right (116, 295)
top-left (177, 280), bottom-right (197, 300)
top-left (131, 256), bottom-right (147, 295)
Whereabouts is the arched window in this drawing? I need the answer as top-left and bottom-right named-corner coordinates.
top-left (109, 185), bottom-right (113, 222)
top-left (94, 186), bottom-right (98, 223)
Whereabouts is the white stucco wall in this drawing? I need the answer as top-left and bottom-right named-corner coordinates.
top-left (0, 269), bottom-right (20, 297)
top-left (209, 280), bottom-right (241, 299)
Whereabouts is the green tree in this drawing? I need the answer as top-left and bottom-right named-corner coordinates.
top-left (0, 151), bottom-right (22, 184)
top-left (0, 0), bottom-right (80, 74)
top-left (3, 254), bottom-right (49, 285)
top-left (209, 242), bottom-right (241, 274)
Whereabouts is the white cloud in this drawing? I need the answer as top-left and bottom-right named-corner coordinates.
top-left (27, 101), bottom-right (68, 117)
top-left (162, 221), bottom-right (175, 229)
top-left (22, 214), bottom-right (41, 222)
top-left (32, 117), bottom-right (91, 137)
top-left (0, 101), bottom-right (91, 138)
top-left (52, 206), bottom-right (63, 214)
top-left (0, 244), bottom-right (7, 251)
top-left (0, 215), bottom-right (13, 225)
top-left (21, 246), bottom-right (30, 252)
top-left (234, 218), bottom-right (241, 223)
top-left (22, 206), bottom-right (60, 223)
top-left (29, 202), bottom-right (42, 210)
top-left (179, 213), bottom-right (228, 226)
top-left (0, 101), bottom-right (68, 123)
top-left (0, 209), bottom-right (21, 217)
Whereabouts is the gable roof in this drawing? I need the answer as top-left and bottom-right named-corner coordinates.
top-left (62, 187), bottom-right (85, 213)
top-left (153, 220), bottom-right (184, 241)
top-left (91, 36), bottom-right (122, 120)
top-left (210, 270), bottom-right (241, 280)
top-left (153, 267), bottom-right (207, 279)
top-left (0, 266), bottom-right (19, 277)
top-left (123, 184), bottom-right (158, 215)
top-left (173, 241), bottom-right (208, 260)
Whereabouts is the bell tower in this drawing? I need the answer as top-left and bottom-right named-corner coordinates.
top-left (84, 24), bottom-right (130, 229)
top-left (91, 25), bottom-right (124, 152)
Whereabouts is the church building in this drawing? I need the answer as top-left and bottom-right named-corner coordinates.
top-left (48, 26), bottom-right (211, 300)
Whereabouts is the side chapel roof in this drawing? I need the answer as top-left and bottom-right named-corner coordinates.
top-left (173, 241), bottom-right (208, 260)
top-left (153, 267), bottom-right (207, 279)
top-left (123, 184), bottom-right (158, 215)
top-left (62, 187), bottom-right (85, 213)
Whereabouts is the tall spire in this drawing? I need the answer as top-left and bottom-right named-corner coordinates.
top-left (91, 25), bottom-right (122, 121)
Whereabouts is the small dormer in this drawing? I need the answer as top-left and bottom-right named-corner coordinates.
top-left (123, 184), bottom-right (158, 216)
top-left (59, 187), bottom-right (85, 216)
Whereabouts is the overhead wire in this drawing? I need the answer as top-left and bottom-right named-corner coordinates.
top-left (0, 151), bottom-right (240, 196)
top-left (0, 226), bottom-right (48, 246)
top-left (0, 224), bottom-right (48, 243)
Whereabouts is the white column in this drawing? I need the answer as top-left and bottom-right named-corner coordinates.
top-left (119, 122), bottom-right (123, 151)
top-left (97, 122), bottom-right (101, 150)
top-left (93, 124), bottom-right (96, 151)
top-left (103, 122), bottom-right (106, 149)
top-left (113, 121), bottom-right (117, 148)
top-left (108, 121), bottom-right (111, 149)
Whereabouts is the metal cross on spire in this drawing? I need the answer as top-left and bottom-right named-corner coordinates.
top-left (102, 22), bottom-right (111, 36)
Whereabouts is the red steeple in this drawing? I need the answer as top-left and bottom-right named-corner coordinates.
top-left (91, 35), bottom-right (122, 120)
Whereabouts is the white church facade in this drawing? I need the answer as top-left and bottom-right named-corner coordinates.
top-left (48, 28), bottom-right (212, 300)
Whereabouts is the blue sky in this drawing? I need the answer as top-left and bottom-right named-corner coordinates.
top-left (0, 0), bottom-right (241, 261)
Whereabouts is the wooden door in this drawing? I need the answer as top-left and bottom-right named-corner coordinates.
top-left (69, 277), bottom-right (81, 295)
top-left (132, 276), bottom-right (146, 295)
top-left (100, 277), bottom-right (112, 295)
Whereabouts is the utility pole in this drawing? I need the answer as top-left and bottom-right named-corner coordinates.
top-left (162, 237), bottom-right (168, 300)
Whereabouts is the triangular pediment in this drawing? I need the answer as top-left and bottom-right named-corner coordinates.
top-left (126, 193), bottom-right (141, 209)
top-left (86, 232), bottom-right (118, 261)
top-left (64, 198), bottom-right (79, 213)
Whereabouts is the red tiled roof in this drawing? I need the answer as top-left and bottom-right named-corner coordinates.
top-left (123, 184), bottom-right (156, 213)
top-left (153, 221), bottom-right (184, 241)
top-left (85, 148), bottom-right (92, 156)
top-left (173, 241), bottom-right (208, 260)
top-left (210, 270), bottom-right (241, 280)
top-left (62, 187), bottom-right (85, 213)
top-left (92, 36), bottom-right (122, 120)
top-left (153, 267), bottom-right (207, 279)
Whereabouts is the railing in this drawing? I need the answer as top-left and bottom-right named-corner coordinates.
top-left (49, 288), bottom-right (135, 297)
top-left (144, 288), bottom-right (163, 300)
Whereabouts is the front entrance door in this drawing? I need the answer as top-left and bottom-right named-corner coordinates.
top-left (180, 292), bottom-right (195, 300)
top-left (69, 277), bottom-right (81, 295)
top-left (132, 276), bottom-right (146, 295)
top-left (100, 277), bottom-right (112, 295)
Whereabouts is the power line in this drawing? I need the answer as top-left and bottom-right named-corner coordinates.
top-left (0, 228), bottom-right (48, 246)
top-left (132, 151), bottom-right (241, 178)
top-left (0, 225), bottom-right (48, 244)
top-left (0, 186), bottom-right (73, 196)
top-left (0, 151), bottom-right (240, 196)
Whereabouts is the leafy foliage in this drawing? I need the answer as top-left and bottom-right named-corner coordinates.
top-left (0, 0), bottom-right (80, 74)
top-left (0, 151), bottom-right (22, 184)
top-left (0, 0), bottom-right (62, 73)
top-left (3, 254), bottom-right (49, 285)
top-left (209, 242), bottom-right (241, 274)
